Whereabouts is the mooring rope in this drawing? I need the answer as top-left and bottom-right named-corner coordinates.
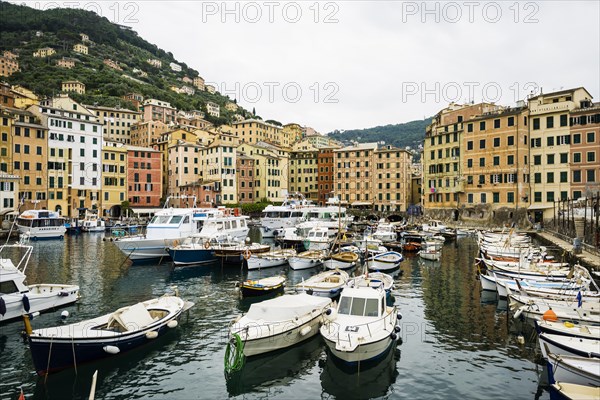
top-left (224, 333), bottom-right (245, 373)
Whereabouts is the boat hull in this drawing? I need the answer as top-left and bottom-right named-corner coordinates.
top-left (322, 334), bottom-right (396, 364)
top-left (16, 226), bottom-right (66, 240)
top-left (0, 284), bottom-right (80, 323)
top-left (323, 259), bottom-right (356, 271)
top-left (288, 258), bottom-right (323, 270)
top-left (167, 248), bottom-right (216, 266)
top-left (113, 238), bottom-right (175, 261)
top-left (246, 256), bottom-right (289, 270)
top-left (546, 353), bottom-right (600, 387)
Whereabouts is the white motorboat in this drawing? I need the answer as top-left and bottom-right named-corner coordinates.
top-left (323, 251), bottom-right (359, 270)
top-left (346, 272), bottom-right (394, 296)
top-left (419, 248), bottom-right (441, 261)
top-left (16, 209), bottom-right (66, 240)
top-left (26, 294), bottom-right (194, 375)
top-left (304, 226), bottom-right (335, 251)
top-left (80, 212), bottom-right (105, 232)
top-left (366, 251), bottom-right (403, 272)
top-left (535, 319), bottom-right (600, 341)
top-left (229, 293), bottom-right (331, 356)
top-left (320, 286), bottom-right (401, 364)
top-left (509, 289), bottom-right (600, 325)
top-left (296, 270), bottom-right (349, 298)
top-left (246, 249), bottom-right (297, 270)
top-left (288, 250), bottom-right (327, 270)
top-left (372, 220), bottom-right (396, 243)
top-left (112, 196), bottom-right (224, 261)
top-left (0, 238), bottom-right (80, 323)
top-left (259, 192), bottom-right (313, 238)
top-left (421, 220), bottom-right (446, 234)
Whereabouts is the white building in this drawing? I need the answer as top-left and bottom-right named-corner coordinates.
top-left (170, 62), bottom-right (182, 72)
top-left (206, 102), bottom-right (220, 117)
top-left (0, 174), bottom-right (19, 211)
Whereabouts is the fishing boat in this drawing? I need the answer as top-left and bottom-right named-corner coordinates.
top-left (26, 294), bottom-right (194, 375)
top-left (320, 286), bottom-right (401, 364)
top-left (544, 349), bottom-right (600, 387)
top-left (535, 319), bottom-right (600, 341)
top-left (246, 249), bottom-right (296, 270)
top-left (229, 293), bottom-right (331, 356)
top-left (167, 235), bottom-right (218, 266)
top-left (238, 276), bottom-right (286, 297)
top-left (366, 251), bottom-right (403, 272)
top-left (16, 210), bottom-right (66, 240)
top-left (288, 250), bottom-right (327, 270)
top-left (323, 251), bottom-right (359, 270)
top-left (0, 237), bottom-right (80, 323)
top-left (304, 226), bottom-right (335, 251)
top-left (295, 270), bottom-right (349, 298)
top-left (80, 212), bottom-right (105, 233)
top-left (213, 241), bottom-right (270, 263)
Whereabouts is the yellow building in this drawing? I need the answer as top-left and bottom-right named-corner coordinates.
top-left (155, 128), bottom-right (198, 200)
top-left (373, 146), bottom-right (413, 212)
top-left (11, 85), bottom-right (39, 108)
top-left (289, 140), bottom-right (319, 202)
top-left (56, 57), bottom-right (76, 69)
top-left (193, 76), bottom-right (205, 90)
top-left (130, 120), bottom-right (169, 148)
top-left (73, 44), bottom-right (88, 55)
top-left (237, 141), bottom-right (289, 202)
top-left (0, 53), bottom-right (19, 77)
top-left (33, 47), bottom-right (55, 58)
top-left (101, 141), bottom-right (128, 216)
top-left (528, 87), bottom-right (594, 221)
top-left (333, 142), bottom-right (378, 206)
top-left (231, 119), bottom-right (283, 146)
top-left (86, 104), bottom-right (141, 144)
top-left (62, 80), bottom-right (85, 94)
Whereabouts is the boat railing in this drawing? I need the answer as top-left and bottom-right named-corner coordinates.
top-left (324, 307), bottom-right (395, 347)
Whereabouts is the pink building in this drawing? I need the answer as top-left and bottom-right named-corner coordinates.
top-left (126, 146), bottom-right (162, 207)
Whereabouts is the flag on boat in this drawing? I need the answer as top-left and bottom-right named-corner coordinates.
top-left (576, 291), bottom-right (583, 308)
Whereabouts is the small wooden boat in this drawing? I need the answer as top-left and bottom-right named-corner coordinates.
top-left (288, 250), bottom-right (327, 270)
top-left (229, 294), bottom-right (331, 356)
top-left (544, 349), bottom-right (600, 387)
top-left (323, 251), bottom-right (358, 270)
top-left (535, 319), bottom-right (600, 341)
top-left (366, 251), bottom-right (403, 272)
top-left (419, 248), bottom-right (441, 261)
top-left (296, 270), bottom-right (349, 298)
top-left (213, 242), bottom-right (271, 263)
top-left (538, 332), bottom-right (600, 359)
top-left (246, 249), bottom-right (296, 270)
top-left (238, 276), bottom-right (286, 297)
top-left (26, 295), bottom-right (194, 375)
top-left (551, 382), bottom-right (600, 400)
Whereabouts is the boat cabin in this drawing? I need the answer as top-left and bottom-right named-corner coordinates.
top-left (337, 288), bottom-right (386, 318)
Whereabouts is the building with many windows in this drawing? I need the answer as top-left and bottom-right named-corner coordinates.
top-left (127, 145), bottom-right (162, 208)
top-left (569, 101), bottom-right (600, 200)
top-left (237, 153), bottom-right (255, 203)
top-left (62, 80), bottom-right (85, 94)
top-left (231, 119), bottom-right (283, 146)
top-left (237, 141), bottom-right (288, 202)
top-left (0, 52), bottom-right (19, 77)
top-left (101, 141), bottom-right (127, 216)
top-left (86, 104), bottom-right (141, 144)
top-left (0, 173), bottom-right (19, 211)
top-left (142, 99), bottom-right (177, 124)
top-left (289, 141), bottom-right (319, 202)
top-left (130, 120), bottom-right (169, 148)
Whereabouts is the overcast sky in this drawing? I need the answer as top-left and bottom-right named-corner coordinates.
top-left (24, 1), bottom-right (600, 133)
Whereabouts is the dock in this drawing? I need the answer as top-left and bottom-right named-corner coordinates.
top-left (535, 230), bottom-right (600, 271)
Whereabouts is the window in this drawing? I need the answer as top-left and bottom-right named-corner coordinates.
top-left (507, 192), bottom-right (514, 203)
top-left (493, 192), bottom-right (500, 203)
top-left (573, 134), bottom-right (581, 144)
top-left (479, 121), bottom-right (486, 131)
top-left (587, 132), bottom-right (596, 143)
top-left (547, 172), bottom-right (554, 183)
top-left (547, 136), bottom-right (554, 146)
top-left (467, 159), bottom-right (473, 168)
top-left (467, 123), bottom-right (473, 133)
top-left (481, 193), bottom-right (486, 203)
top-left (494, 119), bottom-right (500, 129)
top-left (493, 156), bottom-right (499, 166)
top-left (560, 114), bottom-right (567, 127)
top-left (573, 190), bottom-right (582, 200)
top-left (479, 139), bottom-right (486, 149)
top-left (493, 138), bottom-right (500, 147)
top-left (534, 155), bottom-right (541, 165)
top-left (547, 192), bottom-right (555, 202)
top-left (561, 191), bottom-right (568, 200)
top-left (587, 169), bottom-right (596, 183)
top-left (533, 118), bottom-right (540, 130)
top-left (547, 154), bottom-right (554, 165)
top-left (507, 136), bottom-right (514, 146)
top-left (467, 141), bottom-right (473, 150)
top-left (468, 193), bottom-right (473, 203)
top-left (534, 173), bottom-right (541, 184)
top-left (560, 171), bottom-right (568, 183)
top-left (546, 116), bottom-right (554, 129)
top-left (587, 152), bottom-right (596, 162)
top-left (534, 192), bottom-right (542, 202)
top-left (573, 170), bottom-right (581, 183)
top-left (507, 155), bottom-right (514, 165)
top-left (80, 149), bottom-right (85, 157)
top-left (507, 117), bottom-right (514, 127)
top-left (560, 153), bottom-right (568, 163)
top-left (479, 157), bottom-right (485, 167)
top-left (573, 153), bottom-right (581, 163)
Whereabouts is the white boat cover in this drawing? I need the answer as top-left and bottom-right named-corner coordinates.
top-left (245, 293), bottom-right (330, 322)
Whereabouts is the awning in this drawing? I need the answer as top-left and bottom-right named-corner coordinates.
top-left (527, 204), bottom-right (554, 210)
top-left (131, 207), bottom-right (164, 215)
top-left (351, 202), bottom-right (373, 206)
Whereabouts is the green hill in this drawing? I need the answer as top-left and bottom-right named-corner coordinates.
top-left (328, 118), bottom-right (431, 156)
top-left (0, 1), bottom-right (250, 124)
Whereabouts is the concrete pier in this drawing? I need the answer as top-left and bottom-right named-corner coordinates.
top-left (535, 230), bottom-right (600, 272)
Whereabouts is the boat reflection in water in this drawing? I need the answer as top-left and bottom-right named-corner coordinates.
top-left (225, 335), bottom-right (322, 396)
top-left (320, 345), bottom-right (400, 399)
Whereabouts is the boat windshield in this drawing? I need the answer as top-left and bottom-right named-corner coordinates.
top-left (169, 216), bottom-right (183, 225)
top-left (151, 215), bottom-right (171, 224)
top-left (338, 296), bottom-right (380, 317)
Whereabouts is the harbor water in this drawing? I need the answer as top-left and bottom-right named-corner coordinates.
top-left (0, 230), bottom-right (551, 399)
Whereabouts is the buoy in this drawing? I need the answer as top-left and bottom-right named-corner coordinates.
top-left (204, 241), bottom-right (210, 249)
top-left (167, 320), bottom-right (178, 328)
top-left (324, 308), bottom-right (337, 321)
top-left (563, 321), bottom-right (575, 328)
top-left (22, 294), bottom-right (30, 312)
top-left (517, 334), bottom-right (525, 344)
top-left (146, 331), bottom-right (159, 339)
top-left (0, 297), bottom-right (6, 317)
top-left (543, 309), bottom-right (558, 322)
top-left (299, 326), bottom-right (312, 336)
top-left (61, 310), bottom-right (69, 319)
top-left (103, 345), bottom-right (120, 354)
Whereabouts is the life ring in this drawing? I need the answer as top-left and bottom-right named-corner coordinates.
top-left (243, 249), bottom-right (252, 260)
top-left (204, 241), bottom-right (211, 249)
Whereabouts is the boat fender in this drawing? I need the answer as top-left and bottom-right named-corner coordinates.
top-left (58, 291), bottom-right (69, 297)
top-left (22, 295), bottom-right (30, 312)
top-left (516, 334), bottom-right (525, 345)
top-left (397, 312), bottom-right (403, 320)
top-left (103, 345), bottom-right (120, 354)
top-left (167, 320), bottom-right (178, 328)
top-left (61, 311), bottom-right (69, 319)
top-left (243, 249), bottom-right (252, 261)
top-left (324, 308), bottom-right (338, 321)
top-left (299, 326), bottom-right (312, 336)
top-left (513, 307), bottom-right (525, 320)
top-left (204, 241), bottom-right (211, 249)
top-left (306, 289), bottom-right (314, 296)
top-left (0, 297), bottom-right (5, 316)
top-left (390, 332), bottom-right (397, 341)
top-left (146, 331), bottom-right (159, 339)
top-left (542, 309), bottom-right (558, 322)
top-left (394, 325), bottom-right (401, 333)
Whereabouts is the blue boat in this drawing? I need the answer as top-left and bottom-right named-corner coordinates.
top-left (366, 251), bottom-right (404, 272)
top-left (167, 236), bottom-right (217, 266)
